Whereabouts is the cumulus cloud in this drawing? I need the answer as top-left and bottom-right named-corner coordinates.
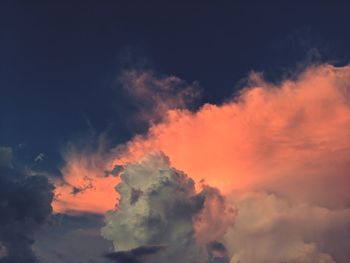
top-left (0, 146), bottom-right (53, 263)
top-left (194, 187), bottom-right (236, 247)
top-left (100, 152), bottom-right (350, 262)
top-left (53, 64), bottom-right (350, 262)
top-left (224, 192), bottom-right (350, 263)
top-left (101, 153), bottom-right (229, 263)
top-left (53, 70), bottom-right (200, 215)
top-left (114, 64), bottom-right (350, 207)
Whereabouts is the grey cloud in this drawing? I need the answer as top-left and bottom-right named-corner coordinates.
top-left (0, 147), bottom-right (53, 263)
top-left (34, 153), bottom-right (45, 163)
top-left (104, 165), bottom-right (124, 177)
top-left (104, 245), bottom-right (165, 263)
top-left (101, 153), bottom-right (228, 263)
top-left (0, 147), bottom-right (12, 168)
top-left (119, 69), bottom-right (200, 124)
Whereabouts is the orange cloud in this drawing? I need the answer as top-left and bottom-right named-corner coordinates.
top-left (116, 64), bottom-right (350, 205)
top-left (53, 64), bottom-right (350, 214)
top-left (52, 149), bottom-right (120, 214)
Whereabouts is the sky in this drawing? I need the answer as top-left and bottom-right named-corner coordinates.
top-left (1, 1), bottom-right (350, 263)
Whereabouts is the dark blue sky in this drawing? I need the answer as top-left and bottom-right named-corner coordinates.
top-left (1, 1), bottom-right (350, 173)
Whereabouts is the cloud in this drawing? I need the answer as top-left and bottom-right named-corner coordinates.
top-left (119, 69), bottom-right (200, 124)
top-left (0, 147), bottom-right (12, 168)
top-left (52, 145), bottom-right (120, 214)
top-left (0, 146), bottom-right (53, 263)
top-left (224, 192), bottom-right (350, 263)
top-left (52, 69), bottom-right (200, 215)
top-left (194, 187), bottom-right (235, 247)
top-left (34, 153), bottom-right (45, 163)
top-left (104, 245), bottom-right (165, 263)
top-left (101, 153), bottom-right (228, 263)
top-left (114, 64), bottom-right (350, 207)
top-left (52, 64), bottom-right (350, 261)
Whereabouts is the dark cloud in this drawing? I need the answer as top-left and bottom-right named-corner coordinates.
top-left (104, 245), bottom-right (165, 263)
top-left (207, 241), bottom-right (229, 263)
top-left (0, 147), bottom-right (54, 263)
top-left (104, 165), bottom-right (124, 177)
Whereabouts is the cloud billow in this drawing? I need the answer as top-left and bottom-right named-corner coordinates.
top-left (101, 153), bottom-right (230, 263)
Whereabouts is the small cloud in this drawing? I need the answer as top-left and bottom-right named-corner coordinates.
top-left (207, 241), bottom-right (229, 263)
top-left (0, 146), bottom-right (13, 168)
top-left (34, 153), bottom-right (45, 162)
top-left (0, 242), bottom-right (8, 259)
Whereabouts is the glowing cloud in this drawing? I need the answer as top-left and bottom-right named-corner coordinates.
top-left (54, 64), bottom-right (350, 212)
top-left (52, 64), bottom-right (350, 262)
top-left (115, 64), bottom-right (350, 206)
top-left (52, 148), bottom-right (120, 214)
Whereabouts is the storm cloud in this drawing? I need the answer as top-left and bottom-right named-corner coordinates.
top-left (0, 146), bottom-right (53, 263)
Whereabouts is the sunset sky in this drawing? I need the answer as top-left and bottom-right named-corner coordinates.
top-left (1, 1), bottom-right (350, 263)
